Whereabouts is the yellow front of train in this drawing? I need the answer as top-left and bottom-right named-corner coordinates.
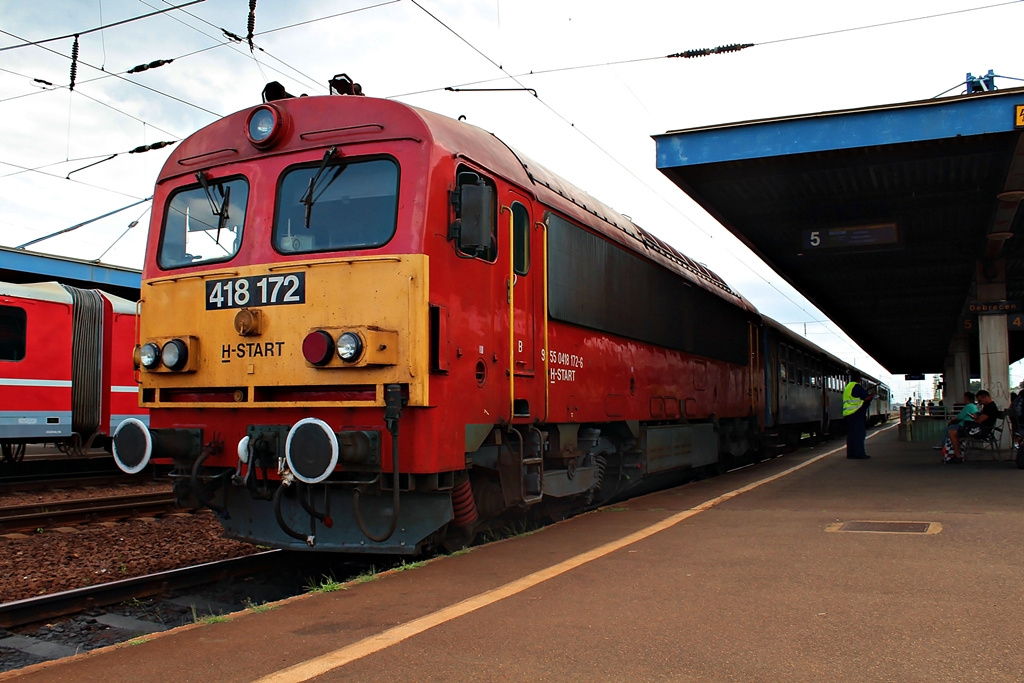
top-left (111, 91), bottom-right (463, 553)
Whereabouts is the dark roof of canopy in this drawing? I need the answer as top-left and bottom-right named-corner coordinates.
top-left (655, 87), bottom-right (1024, 373)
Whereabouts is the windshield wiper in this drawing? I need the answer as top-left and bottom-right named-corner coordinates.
top-left (195, 171), bottom-right (231, 242)
top-left (300, 146), bottom-right (337, 228)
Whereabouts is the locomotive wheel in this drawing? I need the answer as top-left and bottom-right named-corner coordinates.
top-left (2, 443), bottom-right (26, 463)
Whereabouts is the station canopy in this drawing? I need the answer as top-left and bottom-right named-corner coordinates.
top-left (0, 245), bottom-right (140, 301)
top-left (655, 87), bottom-right (1024, 374)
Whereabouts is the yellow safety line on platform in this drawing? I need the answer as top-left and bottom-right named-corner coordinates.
top-left (256, 428), bottom-right (889, 683)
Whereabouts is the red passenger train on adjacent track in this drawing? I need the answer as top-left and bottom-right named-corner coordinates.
top-left (0, 281), bottom-right (147, 463)
top-left (111, 75), bottom-right (887, 553)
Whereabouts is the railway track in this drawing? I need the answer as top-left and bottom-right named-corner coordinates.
top-left (0, 551), bottom-right (281, 629)
top-left (0, 492), bottom-right (181, 533)
top-left (0, 474), bottom-right (155, 495)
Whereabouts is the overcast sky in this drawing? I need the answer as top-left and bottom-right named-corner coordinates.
top-left (2, 0), bottom-right (1023, 398)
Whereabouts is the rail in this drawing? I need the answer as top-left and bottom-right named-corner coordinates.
top-left (0, 492), bottom-right (179, 532)
top-left (0, 551), bottom-right (280, 628)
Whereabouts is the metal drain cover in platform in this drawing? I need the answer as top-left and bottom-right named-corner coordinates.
top-left (826, 521), bottom-right (941, 534)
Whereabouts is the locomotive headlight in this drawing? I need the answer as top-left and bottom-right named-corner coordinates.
top-left (161, 339), bottom-right (189, 371)
top-left (139, 342), bottom-right (161, 369)
top-left (245, 105), bottom-right (283, 148)
top-left (336, 332), bottom-right (363, 362)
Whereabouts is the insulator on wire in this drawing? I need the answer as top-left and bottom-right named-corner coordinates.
top-left (127, 59), bottom-right (174, 74)
top-left (222, 28), bottom-right (243, 43)
top-left (69, 34), bottom-right (80, 91)
top-left (33, 78), bottom-right (54, 86)
top-left (129, 140), bottom-right (177, 153)
top-left (246, 0), bottom-right (257, 52)
top-left (668, 43), bottom-right (754, 59)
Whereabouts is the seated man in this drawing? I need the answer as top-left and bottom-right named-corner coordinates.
top-left (952, 391), bottom-right (978, 425)
top-left (945, 389), bottom-right (999, 463)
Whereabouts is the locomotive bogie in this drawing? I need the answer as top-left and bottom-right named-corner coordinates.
top-left (222, 486), bottom-right (454, 554)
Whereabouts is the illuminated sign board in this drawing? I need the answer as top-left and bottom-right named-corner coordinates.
top-left (968, 301), bottom-right (1021, 315)
top-left (802, 223), bottom-right (899, 250)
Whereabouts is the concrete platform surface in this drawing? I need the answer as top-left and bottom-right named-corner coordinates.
top-left (5, 425), bottom-right (1024, 682)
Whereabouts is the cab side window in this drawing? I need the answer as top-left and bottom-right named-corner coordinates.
top-left (512, 202), bottom-right (530, 275)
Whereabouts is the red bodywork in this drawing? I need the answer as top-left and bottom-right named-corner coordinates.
top-left (0, 282), bottom-right (146, 449)
top-left (142, 95), bottom-right (762, 479)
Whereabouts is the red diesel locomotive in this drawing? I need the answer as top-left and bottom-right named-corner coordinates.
top-left (111, 76), bottom-right (877, 553)
top-left (1, 280), bottom-right (146, 462)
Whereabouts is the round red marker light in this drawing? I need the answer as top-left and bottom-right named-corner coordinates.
top-left (302, 330), bottom-right (334, 366)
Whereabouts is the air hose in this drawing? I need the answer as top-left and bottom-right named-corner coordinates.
top-left (191, 446), bottom-right (229, 517)
top-left (353, 384), bottom-right (402, 542)
top-left (273, 476), bottom-right (314, 546)
top-left (297, 481), bottom-right (332, 528)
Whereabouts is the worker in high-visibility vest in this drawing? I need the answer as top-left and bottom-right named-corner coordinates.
top-left (843, 370), bottom-right (876, 459)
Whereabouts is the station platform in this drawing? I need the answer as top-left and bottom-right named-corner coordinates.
top-left (6, 425), bottom-right (1024, 682)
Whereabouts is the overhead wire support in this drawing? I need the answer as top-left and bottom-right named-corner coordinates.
top-left (16, 196), bottom-right (154, 250)
top-left (668, 43), bottom-right (754, 59)
top-left (64, 140), bottom-right (177, 179)
top-left (445, 86), bottom-right (537, 97)
top-left (69, 35), bottom-right (79, 91)
top-left (65, 154), bottom-right (116, 179)
top-left (247, 0), bottom-right (258, 52)
top-left (127, 59), bottom-right (174, 74)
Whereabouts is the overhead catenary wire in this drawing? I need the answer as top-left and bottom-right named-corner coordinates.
top-left (93, 204), bottom-right (152, 263)
top-left (1, 1), bottom-right (1016, 369)
top-left (0, 0), bottom-right (206, 52)
top-left (146, 0), bottom-right (322, 92)
top-left (403, 0), bottom-right (900, 359)
top-left (391, 0), bottom-right (1024, 98)
top-left (0, 158), bottom-right (151, 201)
top-left (0, 28), bottom-right (223, 117)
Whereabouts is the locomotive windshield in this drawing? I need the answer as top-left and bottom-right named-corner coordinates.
top-left (159, 177), bottom-right (249, 269)
top-left (273, 157), bottom-right (399, 253)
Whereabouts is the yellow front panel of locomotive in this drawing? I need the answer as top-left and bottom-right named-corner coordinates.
top-left (137, 255), bottom-right (429, 407)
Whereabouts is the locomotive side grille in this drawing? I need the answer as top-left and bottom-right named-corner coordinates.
top-left (61, 285), bottom-right (104, 436)
top-left (253, 384), bottom-right (377, 403)
top-left (160, 387), bottom-right (246, 403)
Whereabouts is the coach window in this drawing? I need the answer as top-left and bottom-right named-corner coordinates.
top-left (512, 202), bottom-right (530, 275)
top-left (0, 305), bottom-right (26, 361)
top-left (274, 157), bottom-right (399, 254)
top-left (160, 177), bottom-right (249, 269)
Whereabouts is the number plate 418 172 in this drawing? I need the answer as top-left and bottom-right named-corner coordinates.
top-left (205, 273), bottom-right (306, 310)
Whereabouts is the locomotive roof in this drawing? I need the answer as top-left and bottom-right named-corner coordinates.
top-left (407, 102), bottom-right (756, 312)
top-left (161, 94), bottom-right (754, 314)
top-left (0, 280), bottom-right (137, 314)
